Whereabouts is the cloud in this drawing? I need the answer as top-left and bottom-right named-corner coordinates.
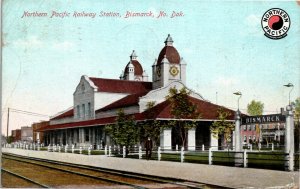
top-left (13, 36), bottom-right (43, 48)
top-left (52, 41), bottom-right (75, 51)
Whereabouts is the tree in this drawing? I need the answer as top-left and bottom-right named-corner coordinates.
top-left (210, 108), bottom-right (234, 148)
top-left (292, 97), bottom-right (300, 152)
top-left (105, 109), bottom-right (140, 154)
top-left (141, 101), bottom-right (165, 146)
top-left (8, 136), bottom-right (14, 144)
top-left (166, 87), bottom-right (201, 148)
top-left (293, 97), bottom-right (300, 124)
top-left (247, 100), bottom-right (264, 143)
top-left (247, 100), bottom-right (264, 116)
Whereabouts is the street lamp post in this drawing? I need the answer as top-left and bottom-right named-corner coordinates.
top-left (233, 91), bottom-right (242, 152)
top-left (283, 83), bottom-right (294, 105)
top-left (283, 83), bottom-right (294, 171)
top-left (233, 92), bottom-right (242, 110)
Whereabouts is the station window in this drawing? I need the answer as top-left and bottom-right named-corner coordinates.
top-left (253, 135), bottom-right (256, 141)
top-left (82, 104), bottom-right (85, 118)
top-left (77, 105), bottom-right (80, 118)
top-left (244, 135), bottom-right (247, 142)
top-left (248, 125), bottom-right (251, 131)
top-left (88, 102), bottom-right (91, 117)
top-left (249, 136), bottom-right (252, 142)
top-left (243, 125), bottom-right (247, 131)
top-left (252, 125), bottom-right (256, 131)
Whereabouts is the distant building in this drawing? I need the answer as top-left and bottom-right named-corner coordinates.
top-left (32, 121), bottom-right (49, 143)
top-left (21, 126), bottom-right (33, 142)
top-left (11, 129), bottom-right (21, 142)
top-left (241, 123), bottom-right (285, 145)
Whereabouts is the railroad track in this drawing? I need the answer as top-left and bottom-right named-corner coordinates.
top-left (3, 153), bottom-right (229, 188)
top-left (2, 168), bottom-right (50, 188)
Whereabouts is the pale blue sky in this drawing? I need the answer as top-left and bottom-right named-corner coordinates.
top-left (2, 1), bottom-right (300, 134)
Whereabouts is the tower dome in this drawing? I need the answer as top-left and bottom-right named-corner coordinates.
top-left (157, 34), bottom-right (180, 65)
top-left (124, 50), bottom-right (143, 76)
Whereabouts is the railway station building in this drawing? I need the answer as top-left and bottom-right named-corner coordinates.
top-left (37, 35), bottom-right (237, 150)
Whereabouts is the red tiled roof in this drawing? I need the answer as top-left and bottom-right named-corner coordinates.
top-left (37, 114), bottom-right (146, 132)
top-left (50, 109), bottom-right (74, 120)
top-left (124, 60), bottom-right (143, 75)
top-left (38, 96), bottom-right (239, 132)
top-left (157, 46), bottom-right (180, 65)
top-left (89, 77), bottom-right (152, 94)
top-left (96, 92), bottom-right (148, 112)
top-left (146, 96), bottom-right (236, 120)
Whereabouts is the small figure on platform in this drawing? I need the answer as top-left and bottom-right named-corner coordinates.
top-left (145, 136), bottom-right (153, 160)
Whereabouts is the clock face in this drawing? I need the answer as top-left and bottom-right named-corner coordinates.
top-left (169, 66), bottom-right (179, 77)
top-left (156, 67), bottom-right (161, 77)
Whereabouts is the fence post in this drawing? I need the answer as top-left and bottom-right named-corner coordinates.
top-left (104, 145), bottom-right (107, 156)
top-left (250, 144), bottom-right (252, 151)
top-left (109, 146), bottom-right (112, 157)
top-left (176, 144), bottom-right (178, 152)
top-left (65, 144), bottom-right (68, 153)
top-left (59, 145), bottom-right (62, 153)
top-left (79, 147), bottom-right (82, 154)
top-left (202, 144), bottom-right (205, 151)
top-left (123, 146), bottom-right (126, 158)
top-left (88, 146), bottom-right (91, 155)
top-left (139, 146), bottom-right (142, 159)
top-left (158, 147), bottom-right (161, 161)
top-left (258, 143), bottom-right (261, 151)
top-left (180, 147), bottom-right (184, 163)
top-left (48, 145), bottom-right (50, 152)
top-left (72, 145), bottom-right (74, 153)
top-left (271, 143), bottom-right (274, 151)
top-left (209, 148), bottom-right (212, 165)
top-left (33, 144), bottom-right (36, 151)
top-left (37, 144), bottom-right (40, 151)
top-left (244, 150), bottom-right (247, 168)
top-left (97, 145), bottom-right (100, 150)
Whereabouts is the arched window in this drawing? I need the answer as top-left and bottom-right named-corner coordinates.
top-left (82, 104), bottom-right (85, 118)
top-left (88, 102), bottom-right (91, 117)
top-left (77, 105), bottom-right (80, 118)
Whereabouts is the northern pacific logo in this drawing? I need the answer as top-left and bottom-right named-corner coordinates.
top-left (261, 8), bottom-right (290, 40)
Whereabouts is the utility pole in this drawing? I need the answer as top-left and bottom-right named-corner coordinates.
top-left (7, 108), bottom-right (9, 137)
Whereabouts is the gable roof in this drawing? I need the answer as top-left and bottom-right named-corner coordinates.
top-left (50, 108), bottom-right (74, 121)
top-left (143, 96), bottom-right (236, 120)
top-left (89, 77), bottom-right (152, 94)
top-left (96, 92), bottom-right (148, 112)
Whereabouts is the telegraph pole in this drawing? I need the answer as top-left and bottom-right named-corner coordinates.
top-left (7, 108), bottom-right (9, 137)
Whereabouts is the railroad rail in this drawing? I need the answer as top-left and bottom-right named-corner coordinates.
top-left (3, 152), bottom-right (229, 188)
top-left (2, 168), bottom-right (50, 188)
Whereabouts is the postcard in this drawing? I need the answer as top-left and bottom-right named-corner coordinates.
top-left (1, 1), bottom-right (299, 188)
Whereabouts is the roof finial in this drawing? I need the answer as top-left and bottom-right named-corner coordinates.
top-left (164, 34), bottom-right (174, 46)
top-left (130, 50), bottom-right (137, 60)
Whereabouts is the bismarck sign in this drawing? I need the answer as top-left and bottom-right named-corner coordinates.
top-left (242, 114), bottom-right (285, 124)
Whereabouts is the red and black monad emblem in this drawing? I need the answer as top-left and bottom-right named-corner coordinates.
top-left (261, 8), bottom-right (290, 40)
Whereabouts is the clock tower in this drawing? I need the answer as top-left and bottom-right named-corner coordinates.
top-left (152, 34), bottom-right (187, 89)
